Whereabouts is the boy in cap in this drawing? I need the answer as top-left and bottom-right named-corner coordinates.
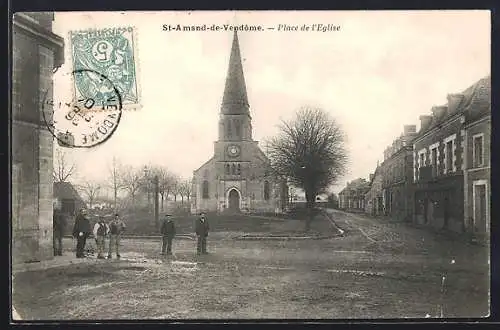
top-left (108, 213), bottom-right (126, 259)
top-left (160, 214), bottom-right (176, 255)
top-left (93, 216), bottom-right (109, 259)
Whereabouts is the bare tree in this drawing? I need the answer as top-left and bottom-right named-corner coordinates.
top-left (177, 179), bottom-right (192, 205)
top-left (148, 166), bottom-right (175, 211)
top-left (53, 148), bottom-right (77, 182)
top-left (184, 179), bottom-right (193, 204)
top-left (169, 174), bottom-right (181, 203)
top-left (266, 106), bottom-right (348, 230)
top-left (107, 157), bottom-right (125, 211)
top-left (77, 180), bottom-right (102, 209)
top-left (120, 166), bottom-right (144, 206)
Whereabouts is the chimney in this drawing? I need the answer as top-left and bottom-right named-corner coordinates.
top-left (447, 93), bottom-right (464, 113)
top-left (431, 105), bottom-right (448, 119)
top-left (419, 115), bottom-right (432, 131)
top-left (369, 173), bottom-right (374, 182)
top-left (404, 125), bottom-right (417, 136)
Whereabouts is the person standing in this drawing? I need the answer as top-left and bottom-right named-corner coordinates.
top-left (93, 216), bottom-right (109, 259)
top-left (72, 208), bottom-right (91, 258)
top-left (53, 199), bottom-right (66, 256)
top-left (160, 214), bottom-right (176, 255)
top-left (195, 212), bottom-right (209, 254)
top-left (108, 213), bottom-right (126, 259)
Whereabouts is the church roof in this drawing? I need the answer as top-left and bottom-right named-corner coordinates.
top-left (53, 181), bottom-right (85, 205)
top-left (221, 31), bottom-right (250, 114)
top-left (193, 156), bottom-right (214, 174)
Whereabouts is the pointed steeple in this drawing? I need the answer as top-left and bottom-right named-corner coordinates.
top-left (221, 30), bottom-right (249, 114)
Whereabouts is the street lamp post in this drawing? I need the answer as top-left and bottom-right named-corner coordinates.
top-left (143, 166), bottom-right (159, 228)
top-left (143, 166), bottom-right (151, 211)
top-left (153, 175), bottom-right (159, 229)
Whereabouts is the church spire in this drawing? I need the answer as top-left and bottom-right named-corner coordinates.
top-left (221, 30), bottom-right (249, 114)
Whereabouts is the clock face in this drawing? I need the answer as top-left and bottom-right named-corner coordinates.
top-left (227, 145), bottom-right (240, 157)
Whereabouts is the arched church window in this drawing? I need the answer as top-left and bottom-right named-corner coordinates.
top-left (264, 181), bottom-right (270, 200)
top-left (231, 164), bottom-right (236, 175)
top-left (234, 120), bottom-right (241, 138)
top-left (225, 164), bottom-right (230, 175)
top-left (237, 164), bottom-right (241, 175)
top-left (202, 180), bottom-right (209, 199)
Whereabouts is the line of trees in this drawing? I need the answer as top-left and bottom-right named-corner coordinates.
top-left (53, 148), bottom-right (192, 211)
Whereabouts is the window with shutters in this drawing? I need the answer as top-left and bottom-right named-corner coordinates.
top-left (431, 147), bottom-right (438, 177)
top-left (445, 141), bottom-right (453, 173)
top-left (473, 134), bottom-right (484, 168)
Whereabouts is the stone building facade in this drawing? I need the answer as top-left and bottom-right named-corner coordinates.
top-left (364, 165), bottom-right (384, 216)
top-left (381, 125), bottom-right (417, 222)
top-left (338, 178), bottom-right (370, 212)
top-left (412, 77), bottom-right (489, 233)
top-left (191, 31), bottom-right (287, 214)
top-left (12, 13), bottom-right (64, 263)
top-left (462, 76), bottom-right (491, 240)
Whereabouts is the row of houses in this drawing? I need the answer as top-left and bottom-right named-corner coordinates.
top-left (339, 75), bottom-right (491, 239)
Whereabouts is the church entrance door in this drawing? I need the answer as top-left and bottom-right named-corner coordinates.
top-left (228, 189), bottom-right (240, 212)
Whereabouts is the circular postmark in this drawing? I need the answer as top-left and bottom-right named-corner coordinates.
top-left (42, 69), bottom-right (123, 148)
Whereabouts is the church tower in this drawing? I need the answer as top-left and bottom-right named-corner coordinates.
top-left (192, 31), bottom-right (285, 214)
top-left (218, 30), bottom-right (253, 142)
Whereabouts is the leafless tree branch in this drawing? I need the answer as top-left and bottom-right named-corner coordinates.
top-left (53, 148), bottom-right (77, 182)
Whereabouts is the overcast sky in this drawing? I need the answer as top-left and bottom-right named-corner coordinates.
top-left (52, 10), bottom-right (490, 193)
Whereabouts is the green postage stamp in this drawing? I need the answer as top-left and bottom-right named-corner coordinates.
top-left (69, 27), bottom-right (140, 110)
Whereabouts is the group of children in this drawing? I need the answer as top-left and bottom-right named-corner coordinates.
top-left (92, 213), bottom-right (127, 259)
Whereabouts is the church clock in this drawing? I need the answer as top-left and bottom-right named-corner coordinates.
top-left (227, 145), bottom-right (240, 157)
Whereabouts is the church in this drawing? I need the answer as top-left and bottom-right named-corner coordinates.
top-left (191, 31), bottom-right (288, 214)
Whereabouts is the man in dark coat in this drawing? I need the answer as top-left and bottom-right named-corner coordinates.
top-left (53, 199), bottom-right (66, 256)
top-left (160, 214), bottom-right (176, 255)
top-left (195, 212), bottom-right (209, 254)
top-left (72, 208), bottom-right (91, 258)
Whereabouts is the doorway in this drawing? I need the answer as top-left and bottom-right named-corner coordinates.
top-left (473, 182), bottom-right (488, 234)
top-left (228, 189), bottom-right (240, 212)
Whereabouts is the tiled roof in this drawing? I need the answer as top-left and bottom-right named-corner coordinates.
top-left (53, 182), bottom-right (85, 203)
top-left (340, 178), bottom-right (370, 194)
top-left (418, 75), bottom-right (491, 133)
top-left (465, 75), bottom-right (491, 123)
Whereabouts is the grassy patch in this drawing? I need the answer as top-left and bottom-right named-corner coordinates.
top-left (114, 211), bottom-right (337, 237)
